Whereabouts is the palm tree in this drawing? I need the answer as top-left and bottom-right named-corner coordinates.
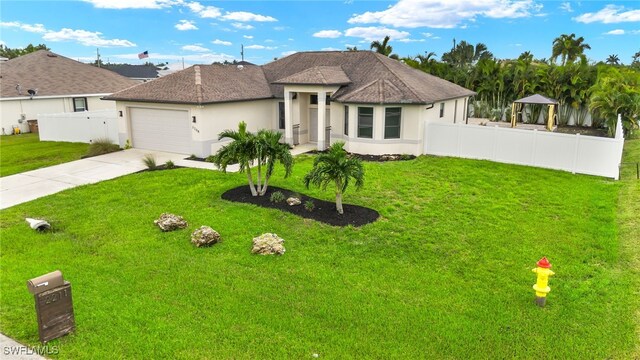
top-left (210, 121), bottom-right (259, 196)
top-left (255, 129), bottom-right (293, 196)
top-left (442, 40), bottom-right (492, 68)
top-left (606, 54), bottom-right (620, 65)
top-left (303, 142), bottom-right (364, 214)
top-left (370, 36), bottom-right (393, 56)
top-left (551, 33), bottom-right (591, 66)
top-left (346, 46), bottom-right (358, 51)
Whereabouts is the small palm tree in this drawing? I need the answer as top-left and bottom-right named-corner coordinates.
top-left (304, 142), bottom-right (364, 214)
top-left (210, 121), bottom-right (259, 195)
top-left (255, 129), bottom-right (293, 196)
top-left (370, 36), bottom-right (393, 56)
top-left (606, 54), bottom-right (620, 65)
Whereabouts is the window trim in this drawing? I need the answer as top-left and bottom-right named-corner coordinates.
top-left (73, 97), bottom-right (88, 112)
top-left (357, 107), bottom-right (374, 139)
top-left (384, 107), bottom-right (401, 139)
top-left (344, 106), bottom-right (349, 136)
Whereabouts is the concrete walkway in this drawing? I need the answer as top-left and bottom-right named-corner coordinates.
top-left (0, 149), bottom-right (221, 210)
top-left (0, 333), bottom-right (46, 359)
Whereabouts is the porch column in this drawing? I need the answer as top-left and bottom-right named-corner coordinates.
top-left (284, 90), bottom-right (294, 146)
top-left (317, 90), bottom-right (326, 150)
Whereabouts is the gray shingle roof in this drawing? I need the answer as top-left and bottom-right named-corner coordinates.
top-left (105, 51), bottom-right (475, 105)
top-left (104, 64), bottom-right (273, 104)
top-left (273, 66), bottom-right (351, 86)
top-left (0, 50), bottom-right (136, 98)
top-left (103, 64), bottom-right (159, 79)
top-left (514, 94), bottom-right (557, 105)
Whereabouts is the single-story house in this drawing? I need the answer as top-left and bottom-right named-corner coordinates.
top-left (104, 51), bottom-right (475, 157)
top-left (103, 64), bottom-right (160, 83)
top-left (0, 50), bottom-right (136, 134)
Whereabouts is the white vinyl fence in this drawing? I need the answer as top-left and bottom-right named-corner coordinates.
top-left (38, 109), bottom-right (118, 144)
top-left (424, 116), bottom-right (625, 179)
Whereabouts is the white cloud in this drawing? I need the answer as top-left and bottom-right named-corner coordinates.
top-left (265, 39), bottom-right (274, 43)
top-left (221, 11), bottom-right (277, 22)
top-left (321, 47), bottom-right (341, 51)
top-left (632, 30), bottom-right (640, 35)
top-left (182, 44), bottom-right (209, 52)
top-left (604, 29), bottom-right (625, 35)
top-left (574, 5), bottom-right (640, 24)
top-left (348, 0), bottom-right (544, 29)
top-left (175, 20), bottom-right (198, 31)
top-left (281, 50), bottom-right (297, 57)
top-left (245, 45), bottom-right (276, 50)
top-left (397, 38), bottom-right (426, 43)
top-left (243, 35), bottom-right (254, 39)
top-left (113, 51), bottom-right (234, 63)
top-left (43, 28), bottom-right (136, 47)
top-left (559, 2), bottom-right (572, 13)
top-left (82, 0), bottom-right (178, 9)
top-left (274, 26), bottom-right (287, 31)
top-left (212, 39), bottom-right (232, 46)
top-left (422, 32), bottom-right (433, 38)
top-left (1, 21), bottom-right (47, 33)
top-left (313, 30), bottom-right (343, 38)
top-left (231, 23), bottom-right (254, 30)
top-left (187, 2), bottom-right (222, 18)
top-left (344, 27), bottom-right (410, 41)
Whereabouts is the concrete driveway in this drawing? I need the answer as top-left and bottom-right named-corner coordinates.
top-left (0, 149), bottom-right (218, 210)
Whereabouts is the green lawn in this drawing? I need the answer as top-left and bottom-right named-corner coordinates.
top-left (0, 134), bottom-right (89, 177)
top-left (0, 149), bottom-right (638, 358)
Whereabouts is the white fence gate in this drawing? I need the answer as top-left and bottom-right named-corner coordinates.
top-left (38, 109), bottom-right (118, 144)
top-left (424, 117), bottom-right (625, 179)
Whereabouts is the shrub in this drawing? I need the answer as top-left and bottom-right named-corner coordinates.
top-left (165, 160), bottom-right (175, 169)
top-left (124, 139), bottom-right (132, 149)
top-left (86, 138), bottom-right (120, 157)
top-left (270, 191), bottom-right (286, 203)
top-left (304, 200), bottom-right (315, 212)
top-left (142, 154), bottom-right (157, 170)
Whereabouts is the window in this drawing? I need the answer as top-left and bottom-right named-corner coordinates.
top-left (357, 107), bottom-right (373, 138)
top-left (384, 107), bottom-right (401, 139)
top-left (439, 102), bottom-right (445, 118)
top-left (73, 97), bottom-right (88, 112)
top-left (344, 106), bottom-right (349, 136)
top-left (310, 94), bottom-right (331, 105)
top-left (278, 102), bottom-right (285, 129)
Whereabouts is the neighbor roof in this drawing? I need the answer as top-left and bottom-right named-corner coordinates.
top-left (104, 64), bottom-right (273, 104)
top-left (103, 64), bottom-right (159, 79)
top-left (106, 51), bottom-right (475, 105)
top-left (0, 50), bottom-right (136, 98)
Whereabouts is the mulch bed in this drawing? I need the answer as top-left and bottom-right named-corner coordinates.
top-left (221, 185), bottom-right (379, 227)
top-left (307, 151), bottom-right (416, 162)
top-left (555, 126), bottom-right (608, 138)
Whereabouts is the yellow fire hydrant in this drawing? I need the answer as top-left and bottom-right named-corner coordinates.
top-left (532, 257), bottom-right (554, 307)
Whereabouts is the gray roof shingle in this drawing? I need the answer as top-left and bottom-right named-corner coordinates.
top-left (103, 64), bottom-right (159, 79)
top-left (105, 51), bottom-right (475, 105)
top-left (0, 50), bottom-right (136, 98)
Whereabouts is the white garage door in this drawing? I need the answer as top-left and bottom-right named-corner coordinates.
top-left (130, 108), bottom-right (192, 154)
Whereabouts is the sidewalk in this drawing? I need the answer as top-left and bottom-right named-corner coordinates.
top-left (0, 333), bottom-right (46, 360)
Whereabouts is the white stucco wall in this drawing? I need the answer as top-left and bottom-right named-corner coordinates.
top-left (1, 95), bottom-right (115, 134)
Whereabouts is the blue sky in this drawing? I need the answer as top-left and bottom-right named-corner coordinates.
top-left (1, 0), bottom-right (639, 66)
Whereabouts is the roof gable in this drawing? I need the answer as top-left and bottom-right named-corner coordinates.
top-left (0, 50), bottom-right (136, 98)
top-left (273, 66), bottom-right (351, 85)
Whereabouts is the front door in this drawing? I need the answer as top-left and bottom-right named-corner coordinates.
top-left (309, 108), bottom-right (330, 143)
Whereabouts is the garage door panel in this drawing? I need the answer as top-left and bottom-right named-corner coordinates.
top-left (130, 108), bottom-right (191, 154)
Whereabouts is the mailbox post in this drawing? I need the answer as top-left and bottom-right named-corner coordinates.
top-left (27, 271), bottom-right (75, 343)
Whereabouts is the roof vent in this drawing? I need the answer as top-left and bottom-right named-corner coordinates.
top-left (237, 65), bottom-right (244, 70)
top-left (15, 84), bottom-right (21, 95)
top-left (46, 53), bottom-right (58, 58)
top-left (27, 89), bottom-right (38, 99)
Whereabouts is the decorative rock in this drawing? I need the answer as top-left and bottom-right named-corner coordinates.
top-left (251, 233), bottom-right (285, 255)
top-left (191, 226), bottom-right (221, 247)
top-left (286, 197), bottom-right (301, 206)
top-left (154, 213), bottom-right (188, 232)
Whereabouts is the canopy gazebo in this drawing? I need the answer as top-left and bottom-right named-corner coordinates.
top-left (510, 94), bottom-right (558, 131)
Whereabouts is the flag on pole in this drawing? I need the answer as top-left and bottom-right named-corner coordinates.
top-left (138, 51), bottom-right (149, 59)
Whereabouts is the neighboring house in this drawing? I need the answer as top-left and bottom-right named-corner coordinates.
top-left (0, 50), bottom-right (136, 134)
top-left (104, 51), bottom-right (475, 157)
top-left (102, 64), bottom-right (160, 82)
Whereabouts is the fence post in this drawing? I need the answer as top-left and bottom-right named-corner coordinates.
top-left (531, 129), bottom-right (538, 166)
top-left (455, 123), bottom-right (462, 156)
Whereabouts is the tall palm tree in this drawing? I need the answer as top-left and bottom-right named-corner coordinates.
top-left (551, 33), bottom-right (591, 66)
top-left (442, 40), bottom-right (492, 68)
top-left (255, 130), bottom-right (293, 196)
top-left (210, 121), bottom-right (259, 196)
top-left (304, 142), bottom-right (364, 214)
top-left (606, 54), bottom-right (620, 65)
top-left (370, 36), bottom-right (393, 56)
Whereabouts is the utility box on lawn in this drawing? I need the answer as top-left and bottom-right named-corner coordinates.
top-left (27, 270), bottom-right (76, 343)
